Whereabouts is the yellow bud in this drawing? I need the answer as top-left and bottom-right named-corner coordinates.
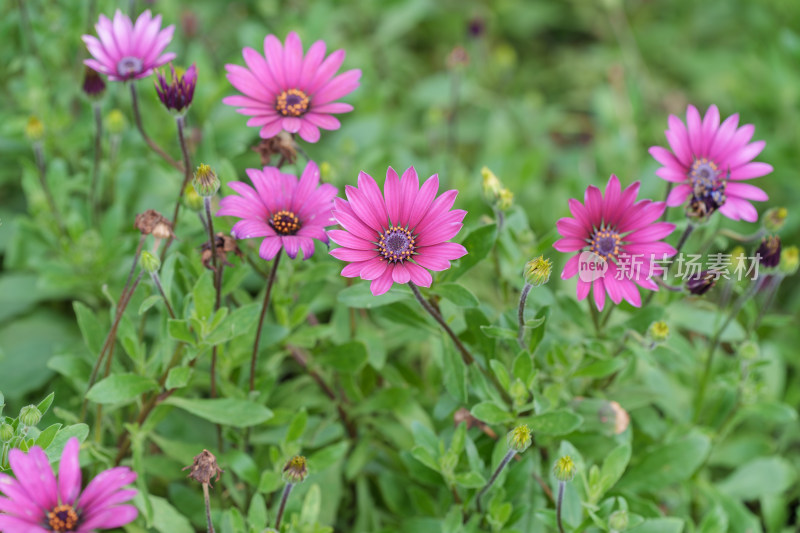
top-left (481, 166), bottom-right (502, 198)
top-left (506, 424), bottom-right (532, 453)
top-left (524, 256), bottom-right (552, 287)
top-left (498, 188), bottom-right (514, 211)
top-left (779, 245), bottom-right (798, 276)
top-left (193, 164), bottom-right (220, 197)
top-left (106, 109), bottom-right (127, 134)
top-left (25, 117), bottom-right (45, 142)
top-left (282, 455), bottom-right (308, 483)
top-left (553, 455), bottom-right (576, 482)
top-left (647, 321), bottom-right (669, 342)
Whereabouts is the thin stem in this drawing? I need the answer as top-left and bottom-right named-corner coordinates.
top-left (211, 261), bottom-right (224, 452)
top-left (250, 253), bottom-right (281, 392)
top-left (32, 142), bottom-right (67, 236)
top-left (129, 83), bottom-right (182, 171)
top-left (202, 482), bottom-right (215, 533)
top-left (752, 274), bottom-right (782, 331)
top-left (659, 183), bottom-right (673, 222)
top-left (644, 222), bottom-right (694, 306)
top-left (171, 115), bottom-right (193, 228)
top-left (274, 483), bottom-right (294, 530)
top-left (476, 449), bottom-right (516, 512)
top-left (204, 197), bottom-right (219, 274)
top-left (90, 102), bottom-right (103, 221)
top-left (588, 300), bottom-right (601, 336)
top-left (693, 278), bottom-right (761, 421)
top-left (150, 272), bottom-right (176, 319)
top-left (556, 481), bottom-right (566, 533)
top-left (717, 227), bottom-right (765, 243)
top-left (517, 283), bottom-right (532, 349)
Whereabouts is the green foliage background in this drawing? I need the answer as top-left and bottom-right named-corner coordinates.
top-left (1, 0), bottom-right (799, 532)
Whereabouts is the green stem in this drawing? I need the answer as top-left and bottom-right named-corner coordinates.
top-left (171, 115), bottom-right (193, 228)
top-left (90, 102), bottom-right (103, 221)
top-left (129, 83), bottom-right (182, 171)
top-left (150, 271), bottom-right (175, 319)
top-left (517, 283), bottom-right (532, 349)
top-left (250, 253), bottom-right (281, 392)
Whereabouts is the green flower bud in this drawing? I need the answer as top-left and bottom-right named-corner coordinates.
top-left (524, 256), bottom-right (552, 287)
top-left (25, 117), bottom-right (45, 142)
top-left (779, 245), bottom-right (798, 276)
top-left (553, 455), bottom-right (576, 482)
top-left (506, 424), bottom-right (532, 453)
top-left (282, 455), bottom-right (308, 484)
top-left (738, 340), bottom-right (759, 361)
top-left (183, 183), bottom-right (204, 212)
top-left (647, 321), bottom-right (669, 343)
top-left (0, 423), bottom-right (14, 442)
top-left (764, 207), bottom-right (787, 233)
top-left (608, 510), bottom-right (629, 532)
top-left (141, 251), bottom-right (161, 273)
top-left (497, 188), bottom-right (514, 211)
top-left (193, 164), bottom-right (220, 198)
top-left (481, 166), bottom-right (502, 199)
top-left (106, 109), bottom-right (127, 135)
top-left (19, 405), bottom-right (42, 427)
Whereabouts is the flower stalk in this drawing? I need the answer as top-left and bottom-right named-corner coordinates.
top-left (129, 83), bottom-right (182, 171)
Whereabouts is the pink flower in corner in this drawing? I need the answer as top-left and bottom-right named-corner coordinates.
top-left (83, 10), bottom-right (176, 81)
top-left (649, 105), bottom-right (772, 222)
top-left (329, 167), bottom-right (468, 296)
top-left (0, 437), bottom-right (138, 532)
top-left (554, 175), bottom-right (677, 311)
top-left (223, 31), bottom-right (361, 143)
top-left (216, 161), bottom-right (338, 260)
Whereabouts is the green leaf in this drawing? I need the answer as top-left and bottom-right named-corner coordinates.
top-left (524, 410), bottom-right (583, 435)
top-left (717, 456), bottom-right (796, 499)
top-left (247, 493), bottom-right (267, 531)
top-left (164, 397), bottom-right (273, 427)
top-left (471, 401), bottom-right (513, 424)
top-left (285, 409), bottom-right (308, 443)
top-left (627, 518), bottom-right (684, 533)
top-left (337, 283), bottom-right (408, 308)
top-left (167, 319), bottom-right (195, 345)
top-left (432, 283), bottom-right (479, 307)
top-left (135, 494), bottom-right (194, 533)
top-left (165, 367), bottom-right (192, 390)
top-left (204, 303), bottom-right (261, 346)
top-left (34, 423), bottom-right (61, 449)
top-left (619, 432), bottom-right (711, 492)
top-left (258, 470), bottom-right (282, 493)
top-left (444, 224), bottom-right (497, 281)
top-left (86, 374), bottom-right (158, 405)
top-left (300, 484), bottom-right (322, 525)
top-left (192, 271), bottom-right (215, 322)
top-left (44, 424), bottom-right (89, 462)
top-left (73, 302), bottom-right (104, 354)
top-left (318, 341), bottom-right (369, 372)
top-left (480, 325), bottom-right (517, 340)
top-left (590, 443), bottom-right (631, 503)
top-left (573, 357), bottom-right (627, 378)
top-left (36, 392), bottom-right (55, 415)
top-left (454, 471), bottom-right (486, 488)
top-left (441, 342), bottom-right (467, 403)
top-left (138, 295), bottom-right (162, 315)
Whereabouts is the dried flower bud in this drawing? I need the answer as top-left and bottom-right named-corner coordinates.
top-left (282, 455), bottom-right (308, 484)
top-left (763, 207), bottom-right (787, 233)
top-left (19, 405), bottom-right (42, 427)
top-left (779, 245), bottom-right (798, 276)
top-left (202, 233), bottom-right (243, 271)
top-left (141, 250), bottom-right (161, 273)
top-left (606, 401), bottom-right (630, 435)
top-left (252, 131), bottom-right (297, 166)
top-left (756, 235), bottom-right (781, 268)
top-left (0, 423), bottom-right (14, 442)
top-left (524, 256), bottom-right (552, 287)
top-left (25, 117), bottom-right (45, 142)
top-left (685, 269), bottom-right (719, 295)
top-left (183, 449), bottom-right (223, 486)
top-left (506, 424), bottom-right (532, 453)
top-left (193, 164), bottom-right (220, 198)
top-left (106, 109), bottom-right (127, 134)
top-left (647, 320), bottom-right (669, 343)
top-left (155, 64), bottom-right (197, 114)
top-left (183, 183), bottom-right (204, 212)
top-left (82, 66), bottom-right (106, 99)
top-left (134, 209), bottom-right (173, 237)
top-left (608, 510), bottom-right (629, 532)
top-left (553, 455), bottom-right (576, 482)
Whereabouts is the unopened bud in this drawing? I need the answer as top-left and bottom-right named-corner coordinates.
top-left (25, 117), bottom-right (45, 142)
top-left (763, 207), bottom-right (787, 233)
top-left (481, 166), bottom-right (502, 200)
top-left (184, 183), bottom-right (204, 212)
top-left (779, 245), bottom-right (798, 276)
top-left (553, 455), bottom-right (576, 482)
top-left (647, 321), bottom-right (669, 342)
top-left (193, 164), bottom-right (219, 197)
top-left (498, 188), bottom-right (513, 211)
top-left (282, 455), bottom-right (308, 484)
top-left (106, 109), bottom-right (127, 134)
top-left (756, 235), bottom-right (781, 268)
top-left (319, 161), bottom-right (333, 181)
top-left (686, 269), bottom-right (719, 295)
top-left (608, 510), bottom-right (629, 532)
top-left (506, 424), bottom-right (532, 453)
top-left (524, 256), bottom-right (552, 287)
top-left (19, 405), bottom-right (42, 427)
top-left (82, 66), bottom-right (106, 99)
top-left (183, 449), bottom-right (224, 486)
top-left (0, 423), bottom-right (14, 442)
top-left (141, 251), bottom-right (161, 273)
top-left (738, 340), bottom-right (759, 361)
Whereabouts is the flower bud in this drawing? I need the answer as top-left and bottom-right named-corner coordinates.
top-left (506, 424), bottom-right (532, 453)
top-left (141, 251), bottom-right (161, 273)
top-left (553, 455), bottom-right (576, 482)
top-left (686, 269), bottom-right (719, 295)
top-left (481, 166), bottom-right (502, 201)
top-left (647, 321), bottom-right (669, 343)
top-left (19, 405), bottom-right (42, 427)
top-left (282, 455), bottom-right (308, 484)
top-left (25, 117), bottom-right (45, 142)
top-left (106, 109), bottom-right (127, 135)
top-left (0, 423), bottom-right (14, 442)
top-left (183, 183), bottom-right (204, 212)
top-left (319, 161), bottom-right (333, 181)
top-left (193, 164), bottom-right (220, 198)
top-left (82, 66), bottom-right (106, 99)
top-left (738, 340), bottom-right (759, 361)
top-left (155, 64), bottom-right (197, 114)
top-left (756, 235), bottom-right (781, 268)
top-left (524, 256), bottom-right (552, 287)
top-left (763, 207), bottom-right (787, 233)
top-left (498, 188), bottom-right (514, 211)
top-left (608, 510), bottom-right (629, 532)
top-left (779, 245), bottom-right (798, 276)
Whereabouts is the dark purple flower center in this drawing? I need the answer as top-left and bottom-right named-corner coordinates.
top-left (155, 66), bottom-right (197, 113)
top-left (378, 226), bottom-right (416, 263)
top-left (687, 158), bottom-right (727, 219)
top-left (48, 504), bottom-right (79, 531)
top-left (117, 56), bottom-right (143, 77)
top-left (270, 210), bottom-right (300, 235)
top-left (590, 228), bottom-right (621, 261)
top-left (276, 89), bottom-right (310, 117)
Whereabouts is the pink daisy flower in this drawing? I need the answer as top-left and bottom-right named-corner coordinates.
top-left (329, 167), bottom-right (468, 296)
top-left (216, 161), bottom-right (337, 260)
top-left (82, 10), bottom-right (176, 81)
top-left (223, 31), bottom-right (361, 143)
top-left (0, 438), bottom-right (138, 532)
top-left (649, 105), bottom-right (772, 222)
top-left (554, 175), bottom-right (677, 311)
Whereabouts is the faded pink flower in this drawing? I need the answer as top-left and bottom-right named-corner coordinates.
top-left (554, 175), bottom-right (676, 310)
top-left (216, 161), bottom-right (337, 260)
top-left (329, 167), bottom-right (468, 296)
top-left (83, 10), bottom-right (176, 82)
top-left (649, 105), bottom-right (772, 222)
top-left (0, 438), bottom-right (138, 532)
top-left (223, 31), bottom-right (361, 143)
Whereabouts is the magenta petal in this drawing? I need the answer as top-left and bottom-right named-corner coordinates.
top-left (0, 515), bottom-right (49, 532)
top-left (398, 167), bottom-right (420, 227)
top-left (370, 268), bottom-right (395, 296)
top-left (391, 262), bottom-right (412, 284)
top-left (407, 174), bottom-right (439, 229)
top-left (666, 184), bottom-right (692, 206)
top-left (384, 167), bottom-right (402, 226)
top-left (79, 504), bottom-right (138, 531)
top-left (556, 217), bottom-right (587, 239)
top-left (341, 261), bottom-right (367, 278)
top-left (10, 447), bottom-right (57, 511)
top-left (360, 258), bottom-right (389, 280)
top-left (58, 438), bottom-right (82, 507)
top-left (728, 162), bottom-right (773, 180)
top-left (259, 237), bottom-right (283, 260)
top-left (357, 171), bottom-right (389, 229)
top-left (726, 182), bottom-right (768, 201)
top-left (330, 247), bottom-right (379, 262)
top-left (576, 278), bottom-right (591, 301)
top-left (561, 254), bottom-right (581, 280)
top-left (553, 238), bottom-right (587, 253)
top-left (75, 467), bottom-right (136, 512)
top-left (593, 278), bottom-right (606, 311)
top-left (282, 236), bottom-right (300, 259)
top-left (416, 242), bottom-right (467, 261)
top-left (405, 262), bottom-right (433, 287)
top-left (328, 229), bottom-right (375, 250)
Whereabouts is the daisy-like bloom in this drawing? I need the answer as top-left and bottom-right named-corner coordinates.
top-left (329, 167), bottom-right (468, 296)
top-left (83, 10), bottom-right (175, 81)
top-left (216, 161), bottom-right (337, 260)
top-left (0, 438), bottom-right (138, 532)
top-left (155, 64), bottom-right (197, 114)
top-left (649, 105), bottom-right (772, 222)
top-left (223, 31), bottom-right (361, 143)
top-left (554, 175), bottom-right (677, 310)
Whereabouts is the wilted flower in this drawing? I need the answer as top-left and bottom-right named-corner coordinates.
top-left (252, 131), bottom-right (297, 166)
top-left (134, 209), bottom-right (173, 237)
top-left (506, 425), bottom-right (532, 453)
top-left (649, 105), bottom-right (771, 222)
top-left (202, 233), bottom-right (243, 270)
top-left (524, 256), bottom-right (552, 287)
top-left (217, 161), bottom-right (337, 260)
top-left (756, 235), bottom-right (781, 268)
top-left (83, 10), bottom-right (175, 81)
top-left (193, 164), bottom-right (220, 198)
top-left (282, 455), bottom-right (308, 484)
top-left (82, 67), bottom-right (106, 99)
top-left (329, 167), bottom-right (468, 295)
top-left (685, 269), bottom-right (720, 295)
top-left (223, 32), bottom-right (361, 142)
top-left (553, 455), bottom-right (576, 482)
top-left (155, 64), bottom-right (197, 114)
top-left (0, 438), bottom-right (138, 532)
top-left (183, 449), bottom-right (223, 486)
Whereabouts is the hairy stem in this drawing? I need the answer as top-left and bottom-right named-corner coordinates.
top-left (129, 83), bottom-right (182, 171)
top-left (517, 283), bottom-right (532, 349)
top-left (203, 482), bottom-right (215, 533)
top-left (556, 481), bottom-right (566, 533)
top-left (250, 253), bottom-right (281, 392)
top-left (476, 449), bottom-right (516, 512)
top-left (274, 483), bottom-right (294, 530)
top-left (171, 115), bottom-right (193, 228)
top-left (90, 102), bottom-right (103, 220)
top-left (150, 271), bottom-right (176, 319)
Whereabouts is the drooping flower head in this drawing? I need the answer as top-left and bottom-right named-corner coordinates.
top-left (329, 167), bottom-right (467, 295)
top-left (223, 31), bottom-right (361, 143)
top-left (649, 105), bottom-right (772, 222)
top-left (554, 175), bottom-right (677, 310)
top-left (155, 64), bottom-right (197, 114)
top-left (0, 438), bottom-right (138, 532)
top-left (83, 10), bottom-right (176, 81)
top-left (216, 161), bottom-right (337, 260)
top-left (82, 67), bottom-right (106, 99)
